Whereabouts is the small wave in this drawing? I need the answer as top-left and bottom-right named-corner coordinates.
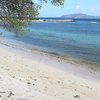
top-left (90, 22), bottom-right (97, 24)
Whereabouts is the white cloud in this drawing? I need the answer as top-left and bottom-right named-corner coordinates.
top-left (91, 8), bottom-right (96, 11)
top-left (76, 5), bottom-right (80, 9)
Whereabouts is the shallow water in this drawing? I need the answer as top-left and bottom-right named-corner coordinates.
top-left (0, 19), bottom-right (100, 65)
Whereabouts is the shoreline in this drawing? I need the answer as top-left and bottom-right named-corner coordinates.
top-left (31, 19), bottom-right (75, 22)
top-left (0, 38), bottom-right (100, 72)
top-left (0, 35), bottom-right (100, 70)
top-left (0, 40), bottom-right (100, 99)
top-left (0, 40), bottom-right (100, 83)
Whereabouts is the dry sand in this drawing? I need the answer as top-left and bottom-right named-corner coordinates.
top-left (0, 43), bottom-right (100, 100)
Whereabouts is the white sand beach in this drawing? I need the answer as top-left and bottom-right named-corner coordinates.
top-left (0, 43), bottom-right (100, 100)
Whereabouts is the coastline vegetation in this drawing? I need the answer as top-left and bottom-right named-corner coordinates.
top-left (0, 0), bottom-right (64, 36)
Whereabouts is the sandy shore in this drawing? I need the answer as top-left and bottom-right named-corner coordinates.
top-left (0, 43), bottom-right (100, 100)
top-left (31, 19), bottom-right (74, 22)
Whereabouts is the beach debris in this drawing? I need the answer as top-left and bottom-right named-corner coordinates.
top-left (8, 92), bottom-right (14, 98)
top-left (27, 82), bottom-right (31, 84)
top-left (33, 79), bottom-right (37, 81)
top-left (0, 91), bottom-right (6, 94)
top-left (12, 75), bottom-right (15, 78)
top-left (74, 95), bottom-right (80, 99)
top-left (74, 89), bottom-right (77, 91)
top-left (33, 83), bottom-right (35, 86)
top-left (44, 86), bottom-right (48, 89)
top-left (57, 80), bottom-right (61, 83)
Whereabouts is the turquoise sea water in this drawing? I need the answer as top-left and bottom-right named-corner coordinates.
top-left (0, 19), bottom-right (100, 65)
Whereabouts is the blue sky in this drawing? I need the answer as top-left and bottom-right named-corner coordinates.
top-left (35, 0), bottom-right (100, 17)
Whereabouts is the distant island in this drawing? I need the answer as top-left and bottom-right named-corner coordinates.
top-left (61, 13), bottom-right (100, 19)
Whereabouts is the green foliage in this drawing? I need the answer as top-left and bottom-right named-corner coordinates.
top-left (0, 0), bottom-right (64, 35)
top-left (39, 0), bottom-right (64, 6)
